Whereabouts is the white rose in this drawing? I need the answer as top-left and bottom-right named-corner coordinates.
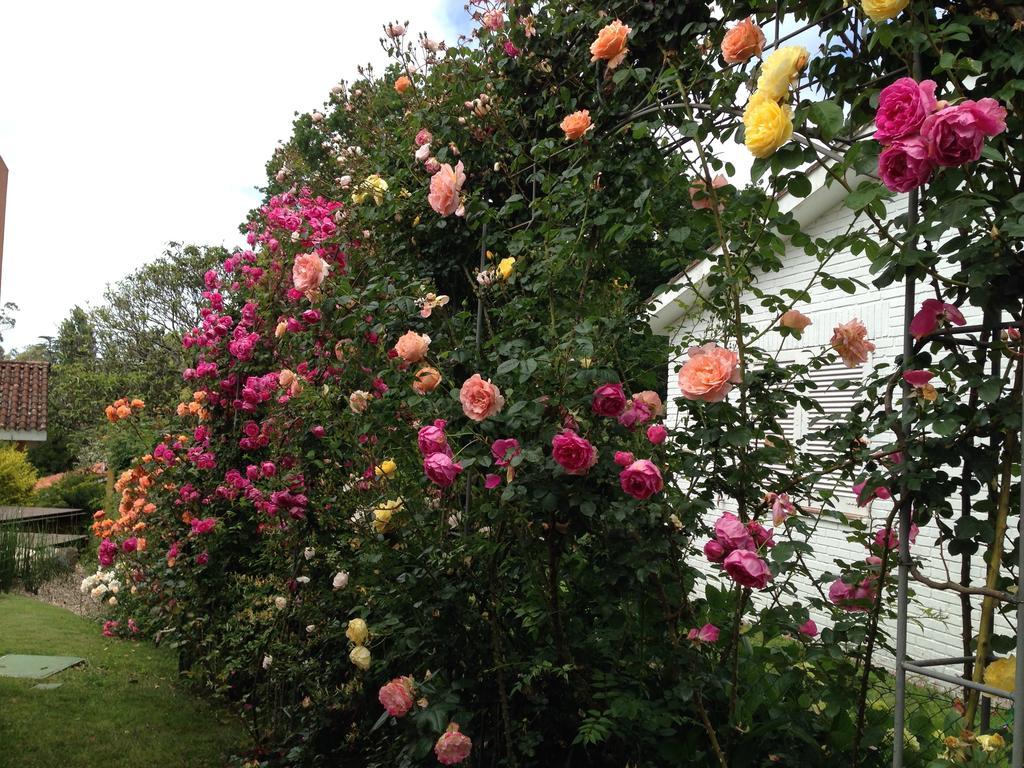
top-left (274, 596), bottom-right (287, 610)
top-left (332, 571), bottom-right (349, 590)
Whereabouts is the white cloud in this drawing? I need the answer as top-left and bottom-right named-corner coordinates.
top-left (0, 0), bottom-right (464, 351)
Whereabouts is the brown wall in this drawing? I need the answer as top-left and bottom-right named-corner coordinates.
top-left (0, 154), bottom-right (7, 291)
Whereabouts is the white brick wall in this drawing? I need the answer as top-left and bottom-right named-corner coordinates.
top-left (658, 194), bottom-right (1005, 678)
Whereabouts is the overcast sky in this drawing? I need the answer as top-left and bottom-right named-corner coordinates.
top-left (0, 1), bottom-right (466, 352)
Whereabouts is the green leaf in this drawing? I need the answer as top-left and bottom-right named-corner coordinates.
top-left (807, 101), bottom-right (844, 141)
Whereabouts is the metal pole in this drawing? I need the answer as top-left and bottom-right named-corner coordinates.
top-left (1013, 380), bottom-right (1024, 765)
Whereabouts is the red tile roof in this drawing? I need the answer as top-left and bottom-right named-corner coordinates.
top-left (0, 361), bottom-right (49, 433)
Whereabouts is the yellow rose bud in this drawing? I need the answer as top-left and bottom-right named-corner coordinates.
top-left (374, 459), bottom-right (397, 478)
top-left (497, 257), bottom-right (515, 280)
top-left (755, 46), bottom-right (809, 102)
top-left (345, 618), bottom-right (369, 645)
top-left (743, 94), bottom-right (794, 158)
top-left (861, 0), bottom-right (909, 22)
top-left (349, 645), bottom-right (371, 671)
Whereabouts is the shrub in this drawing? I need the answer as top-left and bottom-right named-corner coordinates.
top-left (34, 471), bottom-right (106, 512)
top-left (0, 446), bottom-right (38, 505)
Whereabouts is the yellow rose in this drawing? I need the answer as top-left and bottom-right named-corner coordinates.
top-left (372, 498), bottom-right (403, 533)
top-left (862, 0), bottom-right (909, 22)
top-left (374, 459), bottom-right (397, 478)
top-left (349, 645), bottom-right (371, 671)
top-left (984, 655), bottom-right (1016, 695)
top-left (352, 174), bottom-right (388, 206)
top-left (743, 94), bottom-right (794, 158)
top-left (755, 46), bottom-right (809, 103)
top-left (345, 617), bottom-right (369, 645)
top-left (497, 257), bottom-right (516, 280)
top-left (976, 734), bottom-right (1006, 752)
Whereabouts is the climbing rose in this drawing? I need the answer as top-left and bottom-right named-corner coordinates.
top-left (190, 517), bottom-right (217, 535)
top-left (591, 382), bottom-right (627, 417)
top-left (378, 677), bottom-right (415, 717)
top-left (98, 538), bottom-right (117, 567)
top-left (619, 459), bottom-right (664, 500)
top-left (484, 474), bottom-right (501, 489)
top-left (560, 110), bottom-right (592, 141)
top-left (688, 623), bottom-right (721, 643)
top-left (742, 95), bottom-right (793, 158)
top-left (428, 161), bottom-right (466, 217)
top-left (755, 46), bottom-right (808, 102)
top-left (874, 523), bottom-right (919, 550)
top-left (646, 424), bottom-right (667, 445)
top-left (903, 369), bottom-right (933, 387)
top-left (767, 492), bottom-right (796, 527)
top-left (459, 374), bottom-right (505, 421)
top-left (349, 390), bottom-right (370, 414)
top-left (688, 174), bottom-right (728, 210)
top-left (830, 318), bottom-right (876, 367)
top-left (394, 330), bottom-right (431, 363)
top-left (714, 512), bottom-right (754, 552)
top-left (590, 20), bottom-right (630, 68)
top-left (829, 577), bottom-right (876, 611)
top-left (909, 298), bottom-right (966, 339)
top-left (424, 452), bottom-right (463, 488)
top-left (435, 723), bottom-right (472, 765)
top-left (394, 75), bottom-right (412, 94)
top-left (551, 430), bottom-right (597, 475)
top-left (614, 451), bottom-right (635, 467)
top-left (412, 366), bottom-right (442, 395)
top-left (677, 343), bottom-right (741, 402)
top-left (723, 550), bottom-right (772, 589)
top-left (481, 9), bottom-right (504, 30)
top-left (720, 17), bottom-right (765, 64)
top-left (704, 540), bottom-right (726, 562)
top-left (922, 99), bottom-right (1006, 166)
top-left (799, 619), bottom-right (819, 637)
top-left (618, 398), bottom-right (652, 428)
top-left (780, 309), bottom-right (812, 332)
top-left (415, 128), bottom-right (432, 146)
top-left (292, 253), bottom-right (330, 297)
top-left (633, 390), bottom-right (664, 416)
top-left (491, 438), bottom-right (521, 467)
top-left (853, 481), bottom-right (892, 506)
top-left (874, 78), bottom-right (938, 144)
top-left (418, 420), bottom-right (451, 457)
top-left (862, 0), bottom-right (908, 21)
top-left (349, 645), bottom-right (371, 670)
top-left (345, 618), bottom-right (368, 645)
top-left (386, 23), bottom-right (406, 38)
top-left (878, 136), bottom-right (935, 192)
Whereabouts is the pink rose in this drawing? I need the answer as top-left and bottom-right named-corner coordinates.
top-left (677, 343), bottom-right (741, 403)
top-left (747, 520), bottom-right (775, 549)
top-left (491, 438), bottom-right (520, 467)
top-left (902, 369), bottom-right (933, 387)
top-left (394, 330), bottom-right (431, 363)
top-left (481, 10), bottom-right (504, 31)
top-left (618, 459), bottom-right (664, 500)
top-left (424, 452), bottom-right (463, 488)
top-left (873, 77), bottom-right (938, 144)
top-left (378, 676), bottom-right (415, 717)
top-left (723, 549), bottom-right (772, 590)
top-left (688, 623), bottom-right (720, 643)
top-left (767, 492), bottom-right (796, 527)
top-left (613, 450), bottom-right (635, 467)
top-left (689, 174), bottom-right (728, 210)
top-left (484, 473), bottom-right (501, 489)
top-left (292, 253), bottom-right (330, 297)
top-left (617, 398), bottom-right (652, 429)
top-left (98, 538), bottom-right (117, 567)
top-left (878, 136), bottom-right (935, 192)
top-left (190, 517), bottom-right (217, 535)
top-left (798, 619), bottom-right (818, 637)
top-left (415, 129), bottom-right (433, 147)
top-left (417, 420), bottom-right (450, 457)
top-left (829, 577), bottom-right (875, 612)
top-left (830, 318), bottom-right (876, 367)
top-left (428, 161), bottom-right (466, 217)
top-left (921, 98), bottom-right (1006, 166)
top-left (551, 430), bottom-right (597, 475)
top-left (874, 523), bottom-right (919, 550)
top-left (704, 540), bottom-right (726, 563)
top-left (646, 424), bottom-right (667, 444)
top-left (909, 298), bottom-right (966, 339)
top-left (713, 512), bottom-right (753, 552)
top-left (633, 390), bottom-right (664, 417)
top-left (435, 723), bottom-right (472, 766)
top-left (852, 481), bottom-right (891, 507)
top-left (779, 309), bottom-right (812, 332)
top-left (591, 382), bottom-right (627, 417)
top-left (459, 374), bottom-right (505, 422)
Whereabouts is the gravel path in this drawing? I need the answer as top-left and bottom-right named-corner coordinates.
top-left (15, 563), bottom-right (102, 619)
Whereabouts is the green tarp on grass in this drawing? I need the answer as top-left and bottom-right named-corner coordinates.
top-left (0, 654), bottom-right (84, 678)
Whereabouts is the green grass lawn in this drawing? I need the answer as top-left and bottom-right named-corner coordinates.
top-left (0, 594), bottom-right (246, 768)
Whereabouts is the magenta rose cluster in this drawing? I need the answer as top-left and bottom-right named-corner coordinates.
top-left (704, 512), bottom-right (774, 590)
top-left (590, 381), bottom-right (663, 429)
top-left (875, 77), bottom-right (1006, 192)
top-left (418, 419), bottom-right (464, 488)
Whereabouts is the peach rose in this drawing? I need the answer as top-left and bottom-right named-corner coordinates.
top-left (830, 319), bottom-right (876, 367)
top-left (459, 373), bottom-right (505, 422)
top-left (721, 17), bottom-right (766, 64)
top-left (590, 19), bottom-right (630, 69)
top-left (394, 75), bottom-right (412, 94)
top-left (292, 253), bottom-right (330, 297)
top-left (412, 366), bottom-right (442, 395)
top-left (428, 161), bottom-right (466, 217)
top-left (560, 110), bottom-right (593, 141)
top-left (689, 174), bottom-right (728, 210)
top-left (780, 309), bottom-right (812, 332)
top-left (394, 330), bottom-right (430, 363)
top-left (633, 390), bottom-right (664, 417)
top-left (677, 343), bottom-right (741, 403)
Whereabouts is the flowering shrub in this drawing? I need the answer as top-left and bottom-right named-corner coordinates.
top-left (93, 0), bottom-right (1022, 766)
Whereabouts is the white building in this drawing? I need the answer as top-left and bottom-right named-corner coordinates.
top-left (648, 165), bottom-right (997, 675)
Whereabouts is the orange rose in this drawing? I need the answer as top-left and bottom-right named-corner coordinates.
top-left (394, 75), bottom-right (412, 94)
top-left (560, 110), bottom-right (593, 141)
top-left (721, 17), bottom-right (766, 65)
top-left (780, 309), bottom-right (812, 332)
top-left (412, 366), bottom-right (443, 395)
top-left (459, 373), bottom-right (505, 422)
top-left (689, 174), bottom-right (728, 210)
top-left (589, 20), bottom-right (630, 69)
top-left (394, 331), bottom-right (431, 363)
top-left (677, 343), bottom-right (741, 403)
